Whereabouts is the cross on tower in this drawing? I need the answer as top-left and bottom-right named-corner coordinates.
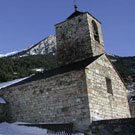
top-left (74, 0), bottom-right (78, 11)
top-left (74, 5), bottom-right (78, 11)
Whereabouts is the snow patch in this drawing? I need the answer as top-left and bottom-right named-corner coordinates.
top-left (111, 59), bottom-right (117, 62)
top-left (92, 116), bottom-right (103, 121)
top-left (0, 54), bottom-right (4, 58)
top-left (32, 68), bottom-right (44, 72)
top-left (0, 122), bottom-right (83, 135)
top-left (0, 51), bottom-right (18, 58)
top-left (0, 122), bottom-right (47, 135)
top-left (0, 75), bottom-right (34, 90)
top-left (108, 53), bottom-right (116, 57)
top-left (0, 97), bottom-right (6, 104)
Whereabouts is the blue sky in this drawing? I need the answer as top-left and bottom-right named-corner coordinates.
top-left (0, 0), bottom-right (135, 56)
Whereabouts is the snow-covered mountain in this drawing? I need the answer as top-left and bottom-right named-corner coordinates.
top-left (0, 51), bottom-right (19, 58)
top-left (0, 35), bottom-right (57, 58)
top-left (23, 35), bottom-right (57, 57)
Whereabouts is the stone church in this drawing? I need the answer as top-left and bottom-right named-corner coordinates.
top-left (0, 8), bottom-right (131, 131)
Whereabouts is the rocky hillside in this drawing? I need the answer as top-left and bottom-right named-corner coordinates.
top-left (0, 35), bottom-right (56, 58)
top-left (20, 35), bottom-right (57, 57)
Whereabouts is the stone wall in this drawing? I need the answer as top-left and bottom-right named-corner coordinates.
top-left (86, 13), bottom-right (105, 57)
top-left (0, 70), bottom-right (91, 131)
top-left (55, 12), bottom-right (104, 66)
top-left (90, 118), bottom-right (135, 135)
top-left (56, 13), bottom-right (92, 66)
top-left (85, 54), bottom-right (131, 120)
top-left (0, 103), bottom-right (11, 122)
top-left (0, 103), bottom-right (6, 122)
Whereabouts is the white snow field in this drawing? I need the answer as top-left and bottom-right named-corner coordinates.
top-left (0, 122), bottom-right (84, 135)
top-left (0, 122), bottom-right (47, 135)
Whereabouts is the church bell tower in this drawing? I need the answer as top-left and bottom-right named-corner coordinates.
top-left (55, 7), bottom-right (105, 66)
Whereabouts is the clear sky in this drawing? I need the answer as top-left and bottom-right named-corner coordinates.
top-left (0, 0), bottom-right (135, 56)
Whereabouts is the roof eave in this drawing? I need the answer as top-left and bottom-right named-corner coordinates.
top-left (55, 11), bottom-right (102, 26)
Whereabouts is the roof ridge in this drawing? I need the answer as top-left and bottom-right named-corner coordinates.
top-left (0, 55), bottom-right (103, 89)
top-left (67, 10), bottom-right (85, 20)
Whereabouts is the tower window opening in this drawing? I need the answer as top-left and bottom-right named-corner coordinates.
top-left (106, 77), bottom-right (113, 95)
top-left (92, 20), bottom-right (100, 43)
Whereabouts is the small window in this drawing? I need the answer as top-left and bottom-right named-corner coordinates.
top-left (78, 18), bottom-right (81, 22)
top-left (106, 77), bottom-right (113, 95)
top-left (92, 20), bottom-right (100, 42)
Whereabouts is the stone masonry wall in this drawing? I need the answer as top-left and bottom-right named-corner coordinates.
top-left (55, 13), bottom-right (105, 67)
top-left (86, 13), bottom-right (105, 57)
top-left (85, 54), bottom-right (131, 120)
top-left (0, 103), bottom-right (11, 122)
top-left (90, 118), bottom-right (135, 135)
top-left (0, 70), bottom-right (90, 131)
top-left (56, 13), bottom-right (93, 66)
top-left (0, 103), bottom-right (6, 122)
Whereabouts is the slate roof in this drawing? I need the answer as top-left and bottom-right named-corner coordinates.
top-left (55, 10), bottom-right (101, 26)
top-left (0, 54), bottom-right (102, 89)
top-left (67, 11), bottom-right (84, 19)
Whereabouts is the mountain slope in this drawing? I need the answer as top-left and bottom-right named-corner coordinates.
top-left (0, 35), bottom-right (56, 58)
top-left (108, 54), bottom-right (135, 83)
top-left (19, 35), bottom-right (57, 57)
top-left (0, 54), bottom-right (57, 82)
top-left (0, 51), bottom-right (19, 58)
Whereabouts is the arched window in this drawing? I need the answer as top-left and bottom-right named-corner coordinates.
top-left (92, 20), bottom-right (100, 42)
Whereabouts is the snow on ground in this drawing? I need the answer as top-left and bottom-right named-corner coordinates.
top-left (0, 75), bottom-right (34, 90)
top-left (0, 122), bottom-right (47, 135)
top-left (0, 122), bottom-right (84, 135)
